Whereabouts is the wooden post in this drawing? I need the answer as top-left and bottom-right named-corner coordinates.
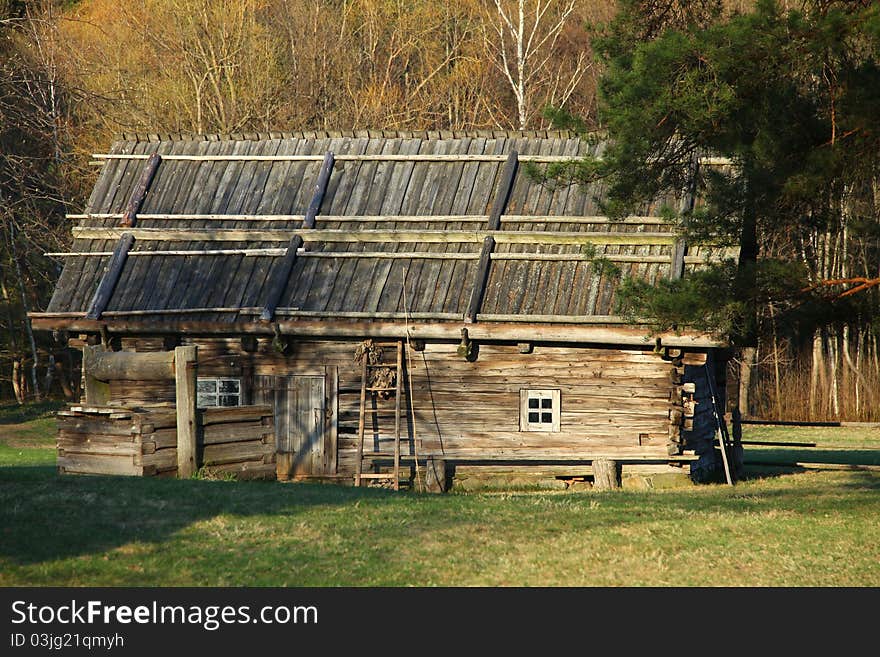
top-left (424, 457), bottom-right (447, 493)
top-left (174, 345), bottom-right (198, 478)
top-left (592, 458), bottom-right (620, 490)
top-left (81, 345), bottom-right (110, 406)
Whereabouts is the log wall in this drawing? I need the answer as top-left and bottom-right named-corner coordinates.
top-left (70, 337), bottom-right (723, 483)
top-left (57, 404), bottom-right (275, 479)
top-left (182, 338), bottom-right (694, 478)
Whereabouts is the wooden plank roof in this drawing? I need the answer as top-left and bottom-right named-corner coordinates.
top-left (39, 131), bottom-right (736, 343)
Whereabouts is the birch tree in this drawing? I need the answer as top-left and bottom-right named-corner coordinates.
top-left (486, 0), bottom-right (590, 129)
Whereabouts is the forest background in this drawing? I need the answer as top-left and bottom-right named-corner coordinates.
top-left (1, 0), bottom-right (877, 421)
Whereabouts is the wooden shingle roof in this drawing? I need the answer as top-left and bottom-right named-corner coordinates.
top-left (36, 131), bottom-right (734, 346)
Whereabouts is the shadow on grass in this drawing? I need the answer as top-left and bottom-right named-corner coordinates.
top-left (0, 400), bottom-right (66, 425)
top-left (2, 460), bottom-right (880, 571)
top-left (0, 464), bottom-right (411, 566)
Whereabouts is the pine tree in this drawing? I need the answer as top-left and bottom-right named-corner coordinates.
top-left (547, 0), bottom-right (880, 345)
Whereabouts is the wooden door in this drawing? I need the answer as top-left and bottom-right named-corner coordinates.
top-left (255, 374), bottom-right (327, 477)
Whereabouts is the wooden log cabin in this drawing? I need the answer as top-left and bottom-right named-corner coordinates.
top-left (31, 130), bottom-right (740, 490)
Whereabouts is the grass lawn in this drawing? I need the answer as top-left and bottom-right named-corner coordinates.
top-left (1, 403), bottom-right (878, 586)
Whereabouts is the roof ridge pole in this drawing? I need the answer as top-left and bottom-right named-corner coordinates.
top-left (260, 151), bottom-right (335, 321)
top-left (464, 150), bottom-right (519, 323)
top-left (669, 152), bottom-right (699, 280)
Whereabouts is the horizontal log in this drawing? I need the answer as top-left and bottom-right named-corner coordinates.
top-left (137, 448), bottom-right (177, 468)
top-left (30, 317), bottom-right (728, 347)
top-left (91, 153), bottom-right (596, 163)
top-left (150, 428), bottom-right (178, 449)
top-left (58, 442), bottom-right (138, 457)
top-left (202, 421), bottom-right (274, 445)
top-left (490, 253), bottom-right (670, 263)
top-left (66, 213), bottom-right (671, 225)
top-left (200, 405), bottom-right (272, 424)
top-left (476, 314), bottom-right (645, 324)
top-left (84, 346), bottom-right (174, 381)
top-left (202, 440), bottom-right (274, 466)
top-left (363, 451), bottom-right (697, 462)
top-left (46, 250), bottom-right (482, 259)
top-left (57, 418), bottom-right (138, 436)
top-left (57, 431), bottom-right (137, 446)
top-left (263, 310), bottom-right (463, 320)
top-left (57, 453), bottom-right (141, 476)
top-left (71, 227), bottom-right (679, 246)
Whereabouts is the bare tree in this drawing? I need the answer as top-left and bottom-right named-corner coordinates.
top-left (486, 0), bottom-right (589, 129)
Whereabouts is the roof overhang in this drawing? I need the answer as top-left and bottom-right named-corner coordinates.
top-left (30, 316), bottom-right (727, 349)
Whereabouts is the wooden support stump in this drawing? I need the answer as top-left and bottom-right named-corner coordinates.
top-left (424, 457), bottom-right (447, 494)
top-left (592, 458), bottom-right (620, 491)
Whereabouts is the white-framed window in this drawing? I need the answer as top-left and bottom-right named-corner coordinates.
top-left (520, 389), bottom-right (561, 432)
top-left (197, 377), bottom-right (242, 408)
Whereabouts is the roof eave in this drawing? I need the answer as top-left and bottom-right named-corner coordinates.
top-left (29, 316), bottom-right (728, 349)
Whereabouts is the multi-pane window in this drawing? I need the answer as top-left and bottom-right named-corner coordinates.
top-left (197, 378), bottom-right (242, 408)
top-left (520, 389), bottom-right (561, 432)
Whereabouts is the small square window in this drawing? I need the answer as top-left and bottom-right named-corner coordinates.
top-left (520, 389), bottom-right (561, 432)
top-left (197, 378), bottom-right (242, 408)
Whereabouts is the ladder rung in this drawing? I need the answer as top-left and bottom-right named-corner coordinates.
top-left (366, 386), bottom-right (398, 392)
top-left (357, 473), bottom-right (399, 479)
top-left (366, 363), bottom-right (396, 368)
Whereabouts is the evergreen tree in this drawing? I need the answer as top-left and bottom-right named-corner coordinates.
top-left (546, 0), bottom-right (880, 344)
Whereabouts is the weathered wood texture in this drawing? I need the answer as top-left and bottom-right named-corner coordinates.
top-left (174, 345), bottom-right (198, 477)
top-left (166, 338), bottom-right (694, 479)
top-left (45, 134), bottom-right (736, 330)
top-left (56, 404), bottom-right (275, 479)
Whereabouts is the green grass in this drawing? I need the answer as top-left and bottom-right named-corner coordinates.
top-left (742, 424), bottom-right (880, 468)
top-left (0, 406), bottom-right (878, 586)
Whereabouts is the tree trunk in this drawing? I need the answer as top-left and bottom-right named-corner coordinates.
top-left (738, 347), bottom-right (756, 418)
top-left (12, 357), bottom-right (24, 404)
top-left (54, 357), bottom-right (74, 400)
top-left (769, 304), bottom-right (783, 418)
top-left (810, 330), bottom-right (825, 420)
top-left (828, 330), bottom-right (840, 418)
top-left (9, 221), bottom-right (41, 401)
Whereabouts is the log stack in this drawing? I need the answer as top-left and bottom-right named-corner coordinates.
top-left (57, 404), bottom-right (275, 479)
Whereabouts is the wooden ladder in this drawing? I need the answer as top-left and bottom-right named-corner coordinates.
top-left (354, 340), bottom-right (404, 490)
